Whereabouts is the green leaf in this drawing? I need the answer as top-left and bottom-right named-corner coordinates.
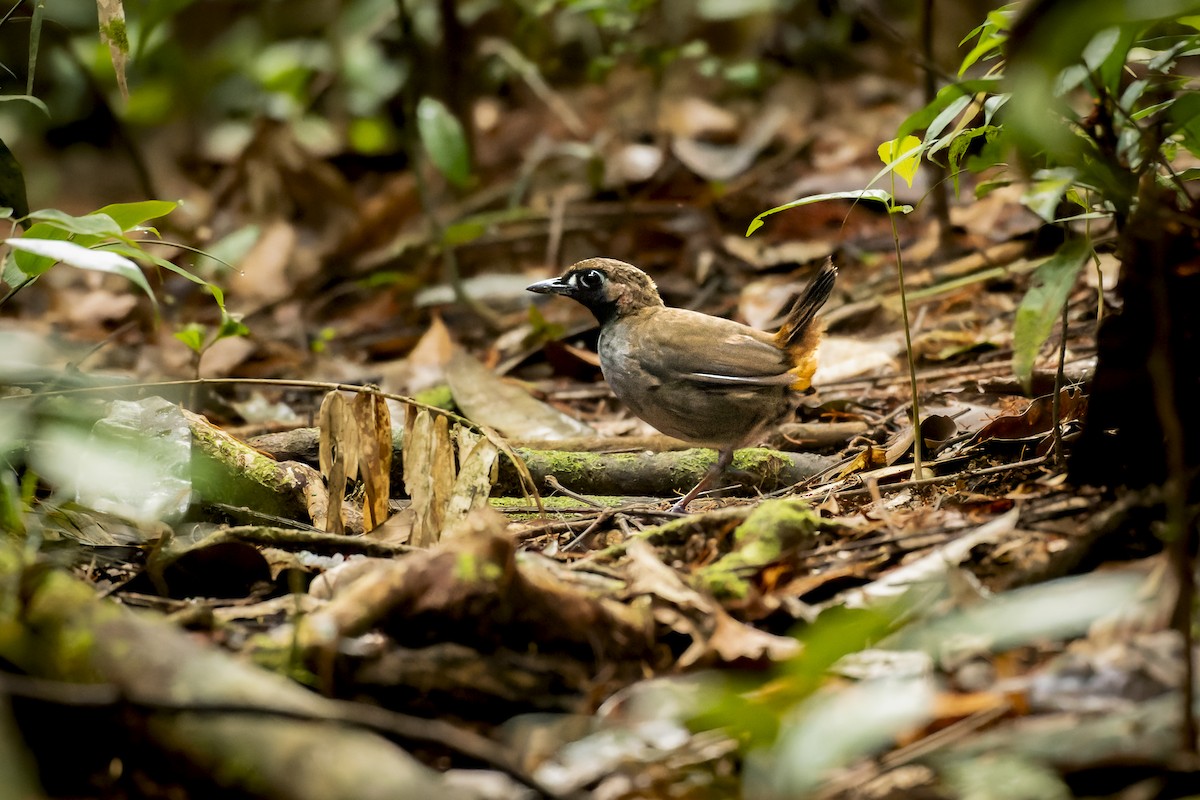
top-left (1, 253), bottom-right (32, 290)
top-left (1012, 239), bottom-right (1091, 394)
top-left (174, 323), bottom-right (207, 354)
top-left (0, 95), bottom-right (51, 116)
top-left (896, 79), bottom-right (1002, 140)
top-left (747, 190), bottom-right (900, 236)
top-left (947, 126), bottom-right (999, 193)
top-left (1168, 92), bottom-right (1200, 143)
top-left (1083, 25), bottom-right (1139, 96)
top-left (103, 242), bottom-right (226, 310)
top-left (982, 93), bottom-right (1009, 125)
top-left (959, 32), bottom-right (1006, 76)
top-left (4, 238), bottom-right (157, 308)
top-left (25, 209), bottom-right (124, 238)
top-left (94, 200), bottom-right (178, 231)
top-left (9, 224), bottom-right (73, 276)
top-left (1021, 167), bottom-right (1080, 222)
top-left (27, 0), bottom-right (44, 96)
top-left (924, 94), bottom-right (974, 149)
top-left (441, 219), bottom-right (487, 247)
top-left (417, 96), bottom-right (471, 188)
top-left (217, 310), bottom-right (249, 339)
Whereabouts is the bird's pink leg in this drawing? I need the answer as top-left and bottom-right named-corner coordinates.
top-left (670, 447), bottom-right (736, 513)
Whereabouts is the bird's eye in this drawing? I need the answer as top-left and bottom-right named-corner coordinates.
top-left (578, 269), bottom-right (604, 290)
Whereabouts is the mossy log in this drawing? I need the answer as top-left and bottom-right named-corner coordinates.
top-left (249, 427), bottom-right (840, 499)
top-left (496, 447), bottom-right (833, 498)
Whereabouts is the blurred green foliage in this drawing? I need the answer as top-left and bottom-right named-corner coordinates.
top-left (902, 3), bottom-right (1200, 391)
top-left (0, 0), bottom-right (915, 168)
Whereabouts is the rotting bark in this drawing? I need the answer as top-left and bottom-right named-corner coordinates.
top-left (0, 544), bottom-right (458, 800)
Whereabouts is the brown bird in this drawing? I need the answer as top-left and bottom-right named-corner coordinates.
top-left (528, 257), bottom-right (837, 511)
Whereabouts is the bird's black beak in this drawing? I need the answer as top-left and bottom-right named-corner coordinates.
top-left (527, 276), bottom-right (572, 296)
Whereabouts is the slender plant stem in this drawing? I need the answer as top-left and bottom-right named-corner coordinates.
top-left (920, 0), bottom-right (952, 254)
top-left (888, 174), bottom-right (924, 479)
top-left (1052, 297), bottom-right (1068, 466)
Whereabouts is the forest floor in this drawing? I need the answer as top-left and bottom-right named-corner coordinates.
top-left (1, 54), bottom-right (1189, 800)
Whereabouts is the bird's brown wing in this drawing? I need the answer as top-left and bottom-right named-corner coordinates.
top-left (625, 308), bottom-right (795, 388)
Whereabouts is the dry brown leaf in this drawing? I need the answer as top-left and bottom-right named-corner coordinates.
top-left (403, 407), bottom-right (455, 547)
top-left (446, 347), bottom-right (594, 440)
top-left (671, 104), bottom-right (788, 182)
top-left (380, 313), bottom-right (454, 395)
top-left (318, 391), bottom-right (360, 534)
top-left (353, 390), bottom-right (392, 532)
top-left (229, 219), bottom-right (298, 310)
top-left (973, 388), bottom-right (1088, 443)
top-left (625, 540), bottom-right (799, 667)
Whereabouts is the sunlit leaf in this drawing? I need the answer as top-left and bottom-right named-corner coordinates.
top-left (417, 96), bottom-right (471, 188)
top-left (696, 0), bottom-right (774, 19)
top-left (762, 677), bottom-right (935, 794)
top-left (95, 200), bottom-right (178, 231)
top-left (877, 136), bottom-right (922, 188)
top-left (35, 400), bottom-right (192, 525)
top-left (1012, 239), bottom-right (1091, 393)
top-left (959, 32), bottom-right (1006, 76)
top-left (1082, 25), bottom-right (1137, 95)
top-left (942, 755), bottom-right (1071, 800)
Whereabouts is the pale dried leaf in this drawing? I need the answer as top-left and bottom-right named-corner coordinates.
top-left (812, 334), bottom-right (904, 385)
top-left (380, 313), bottom-right (454, 395)
top-left (671, 105), bottom-right (787, 181)
top-left (443, 428), bottom-right (500, 536)
top-left (447, 347), bottom-right (593, 440)
top-left (318, 391), bottom-right (359, 534)
top-left (228, 220), bottom-right (298, 310)
top-left (403, 408), bottom-right (456, 547)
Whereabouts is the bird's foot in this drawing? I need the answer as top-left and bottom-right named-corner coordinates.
top-left (667, 498), bottom-right (692, 514)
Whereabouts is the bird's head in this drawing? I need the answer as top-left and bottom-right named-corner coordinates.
top-left (527, 258), bottom-right (664, 325)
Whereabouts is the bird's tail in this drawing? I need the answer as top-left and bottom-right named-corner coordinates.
top-left (775, 257), bottom-right (837, 390)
